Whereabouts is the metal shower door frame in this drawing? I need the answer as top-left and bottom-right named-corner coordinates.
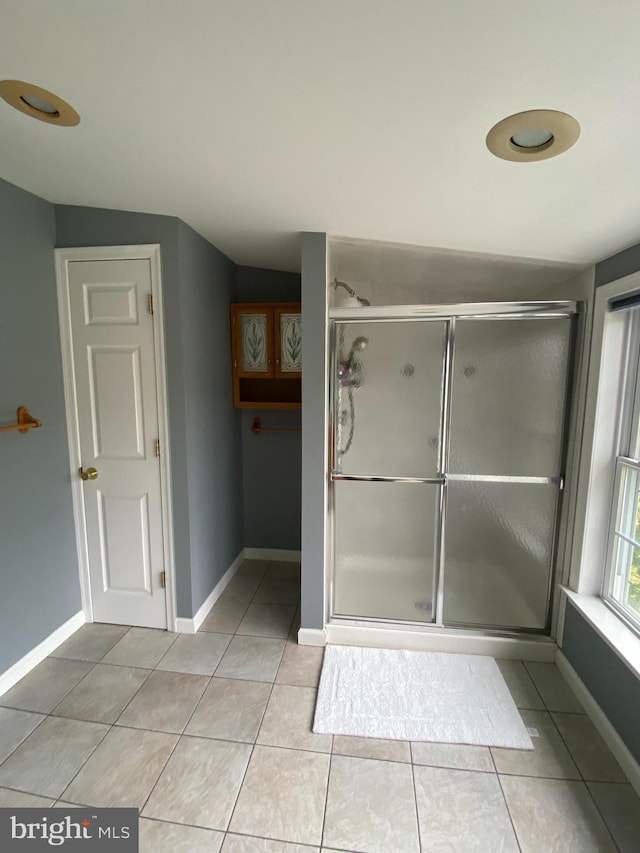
top-left (327, 301), bottom-right (578, 636)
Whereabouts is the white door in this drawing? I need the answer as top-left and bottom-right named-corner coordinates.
top-left (65, 256), bottom-right (167, 628)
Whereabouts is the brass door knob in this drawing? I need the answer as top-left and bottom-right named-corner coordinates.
top-left (79, 466), bottom-right (99, 481)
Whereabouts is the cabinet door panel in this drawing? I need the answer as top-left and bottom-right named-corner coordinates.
top-left (234, 306), bottom-right (274, 378)
top-left (275, 307), bottom-right (302, 378)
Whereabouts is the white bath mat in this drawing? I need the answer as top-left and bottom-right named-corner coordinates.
top-left (313, 645), bottom-right (533, 750)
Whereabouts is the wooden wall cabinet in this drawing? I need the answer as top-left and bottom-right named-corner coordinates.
top-left (231, 303), bottom-right (301, 409)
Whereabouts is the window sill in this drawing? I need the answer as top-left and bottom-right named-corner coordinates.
top-left (562, 587), bottom-right (640, 680)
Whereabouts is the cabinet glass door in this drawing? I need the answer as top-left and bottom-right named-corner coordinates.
top-left (275, 307), bottom-right (302, 377)
top-left (235, 306), bottom-right (273, 377)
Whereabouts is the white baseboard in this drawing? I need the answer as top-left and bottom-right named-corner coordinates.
top-left (556, 651), bottom-right (640, 796)
top-left (244, 548), bottom-right (301, 563)
top-left (175, 550), bottom-right (245, 634)
top-left (0, 611), bottom-right (86, 698)
top-left (325, 623), bottom-right (557, 661)
top-left (298, 628), bottom-right (327, 646)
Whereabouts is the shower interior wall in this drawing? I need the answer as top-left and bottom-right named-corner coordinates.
top-left (325, 235), bottom-right (594, 637)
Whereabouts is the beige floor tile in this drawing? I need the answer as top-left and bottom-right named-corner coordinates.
top-left (52, 663), bottom-right (149, 723)
top-left (552, 713), bottom-right (628, 782)
top-left (63, 726), bottom-right (177, 807)
top-left (334, 735), bottom-right (411, 763)
top-left (266, 560), bottom-right (301, 579)
top-left (116, 670), bottom-right (208, 733)
top-left (496, 659), bottom-right (545, 710)
top-left (101, 627), bottom-right (177, 668)
top-left (50, 623), bottom-right (130, 662)
top-left (491, 710), bottom-right (580, 779)
top-left (143, 735), bottom-right (251, 831)
top-left (0, 707), bottom-right (45, 763)
top-left (156, 633), bottom-right (232, 676)
top-left (323, 754), bottom-right (419, 853)
top-left (237, 603), bottom-right (297, 639)
top-left (411, 740), bottom-right (493, 772)
top-left (0, 716), bottom-right (108, 798)
top-left (258, 684), bottom-right (331, 753)
top-left (236, 559), bottom-right (270, 577)
top-left (200, 599), bottom-right (250, 634)
top-left (223, 835), bottom-right (316, 852)
top-left (500, 775), bottom-right (617, 852)
top-left (588, 782), bottom-right (640, 853)
top-left (253, 578), bottom-right (301, 605)
top-left (414, 765), bottom-right (518, 852)
top-left (139, 818), bottom-right (224, 853)
top-left (229, 745), bottom-right (330, 846)
top-left (524, 662), bottom-right (583, 713)
top-left (276, 643), bottom-right (324, 688)
top-left (220, 575), bottom-right (262, 601)
top-left (215, 636), bottom-right (286, 682)
top-left (0, 787), bottom-right (55, 807)
top-left (0, 658), bottom-right (93, 713)
top-left (186, 677), bottom-right (271, 742)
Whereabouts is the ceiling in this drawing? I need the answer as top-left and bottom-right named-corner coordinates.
top-left (1, 1), bottom-right (640, 273)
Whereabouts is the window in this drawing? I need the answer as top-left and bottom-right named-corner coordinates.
top-left (603, 307), bottom-right (640, 633)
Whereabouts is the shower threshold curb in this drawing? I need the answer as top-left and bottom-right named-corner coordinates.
top-left (323, 622), bottom-right (556, 662)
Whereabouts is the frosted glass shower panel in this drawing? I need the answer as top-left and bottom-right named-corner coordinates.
top-left (333, 321), bottom-right (446, 477)
top-left (333, 481), bottom-right (438, 621)
top-left (449, 319), bottom-right (571, 476)
top-left (443, 482), bottom-right (558, 629)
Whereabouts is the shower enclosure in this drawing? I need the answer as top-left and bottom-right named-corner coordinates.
top-left (329, 302), bottom-right (576, 634)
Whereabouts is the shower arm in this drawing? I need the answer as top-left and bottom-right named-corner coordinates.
top-left (331, 278), bottom-right (371, 307)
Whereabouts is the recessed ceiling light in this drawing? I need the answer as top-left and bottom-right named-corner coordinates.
top-left (486, 110), bottom-right (579, 162)
top-left (20, 93), bottom-right (60, 116)
top-left (510, 128), bottom-right (554, 149)
top-left (0, 80), bottom-right (79, 126)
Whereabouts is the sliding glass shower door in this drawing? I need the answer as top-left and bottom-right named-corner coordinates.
top-left (444, 318), bottom-right (571, 630)
top-left (330, 307), bottom-right (574, 634)
top-left (332, 320), bottom-right (447, 622)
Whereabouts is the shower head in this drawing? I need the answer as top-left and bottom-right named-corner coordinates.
top-left (349, 336), bottom-right (368, 356)
top-left (338, 335), bottom-right (369, 385)
top-left (331, 278), bottom-right (371, 307)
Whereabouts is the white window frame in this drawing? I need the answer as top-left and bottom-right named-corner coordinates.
top-left (566, 270), bottom-right (640, 654)
top-left (601, 304), bottom-right (640, 634)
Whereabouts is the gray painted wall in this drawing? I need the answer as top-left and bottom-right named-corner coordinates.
top-left (236, 266), bottom-right (302, 551)
top-left (595, 241), bottom-right (640, 287)
top-left (55, 206), bottom-right (243, 617)
top-left (236, 265), bottom-right (301, 303)
top-left (300, 233), bottom-right (328, 630)
top-left (0, 178), bottom-right (80, 673)
top-left (178, 221), bottom-right (242, 612)
top-left (241, 410), bottom-right (301, 549)
top-left (562, 603), bottom-right (640, 762)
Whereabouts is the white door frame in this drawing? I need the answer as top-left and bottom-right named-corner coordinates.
top-left (55, 244), bottom-right (177, 632)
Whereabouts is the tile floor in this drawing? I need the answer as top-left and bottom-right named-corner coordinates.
top-left (0, 558), bottom-right (638, 852)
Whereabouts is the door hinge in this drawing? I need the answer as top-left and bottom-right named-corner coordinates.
top-left (155, 438), bottom-right (160, 458)
top-left (147, 293), bottom-right (154, 315)
top-left (160, 571), bottom-right (166, 589)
